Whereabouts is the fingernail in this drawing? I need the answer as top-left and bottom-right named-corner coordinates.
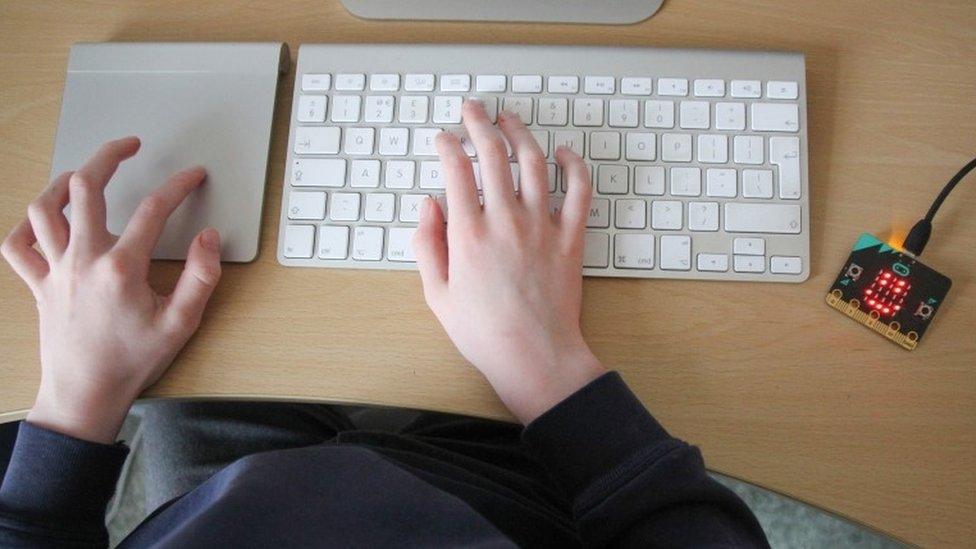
top-left (200, 227), bottom-right (220, 251)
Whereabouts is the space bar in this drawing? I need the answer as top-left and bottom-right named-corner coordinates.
top-left (724, 203), bottom-right (802, 234)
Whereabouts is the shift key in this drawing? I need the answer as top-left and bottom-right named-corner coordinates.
top-left (724, 203), bottom-right (801, 234)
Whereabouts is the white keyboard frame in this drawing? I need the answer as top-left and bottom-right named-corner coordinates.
top-left (277, 44), bottom-right (810, 283)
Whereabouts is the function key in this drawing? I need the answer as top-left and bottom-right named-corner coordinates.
top-left (404, 74), bottom-right (435, 92)
top-left (512, 75), bottom-right (543, 93)
top-left (767, 80), bottom-right (799, 99)
top-left (584, 76), bottom-right (615, 95)
top-left (730, 80), bottom-right (762, 98)
top-left (440, 74), bottom-right (471, 92)
top-left (301, 73), bottom-right (331, 91)
top-left (657, 78), bottom-right (688, 96)
top-left (548, 76), bottom-right (580, 94)
top-left (621, 77), bottom-right (653, 95)
top-left (693, 79), bottom-right (725, 97)
top-left (476, 75), bottom-right (507, 92)
top-left (369, 73), bottom-right (400, 91)
top-left (335, 73), bottom-right (366, 91)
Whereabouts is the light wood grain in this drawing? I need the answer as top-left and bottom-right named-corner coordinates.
top-left (1, 1), bottom-right (974, 546)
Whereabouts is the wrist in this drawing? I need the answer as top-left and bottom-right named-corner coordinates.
top-left (28, 379), bottom-right (135, 444)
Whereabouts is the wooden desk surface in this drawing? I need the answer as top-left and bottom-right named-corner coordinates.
top-left (1, 1), bottom-right (974, 545)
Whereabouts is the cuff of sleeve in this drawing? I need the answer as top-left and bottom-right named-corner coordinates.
top-left (522, 371), bottom-right (672, 496)
top-left (0, 421), bottom-right (129, 524)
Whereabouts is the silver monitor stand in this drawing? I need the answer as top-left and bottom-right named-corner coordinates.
top-left (340, 0), bottom-right (664, 25)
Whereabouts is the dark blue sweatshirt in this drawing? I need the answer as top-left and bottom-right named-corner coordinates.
top-left (0, 373), bottom-right (768, 547)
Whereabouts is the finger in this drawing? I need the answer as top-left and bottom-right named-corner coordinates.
top-left (435, 131), bottom-right (481, 223)
top-left (164, 228), bottom-right (222, 331)
top-left (69, 136), bottom-right (141, 244)
top-left (556, 146), bottom-right (592, 236)
top-left (27, 170), bottom-right (72, 260)
top-left (117, 167), bottom-right (206, 258)
top-left (462, 99), bottom-right (516, 211)
top-left (1, 218), bottom-right (49, 290)
top-left (412, 197), bottom-right (448, 305)
top-left (497, 110), bottom-right (548, 210)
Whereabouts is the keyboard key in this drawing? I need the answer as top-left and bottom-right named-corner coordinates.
top-left (597, 164), bottom-right (627, 193)
top-left (364, 193), bottom-right (395, 222)
top-left (301, 73), bottom-right (331, 91)
top-left (651, 200), bottom-right (682, 230)
top-left (419, 161), bottom-right (445, 189)
top-left (532, 131), bottom-right (549, 157)
top-left (412, 128), bottom-right (441, 156)
top-left (291, 158), bottom-right (345, 187)
top-left (384, 160), bottom-right (415, 189)
top-left (476, 75), bottom-right (506, 92)
top-left (283, 225), bottom-right (315, 258)
top-left (724, 203), bottom-right (801, 234)
top-left (697, 253), bottom-right (729, 272)
top-left (349, 159), bottom-right (380, 187)
top-left (670, 167), bottom-right (701, 196)
top-left (730, 80), bottom-right (761, 98)
top-left (369, 73), bottom-right (400, 91)
top-left (614, 199), bottom-right (646, 229)
top-left (296, 95), bottom-right (327, 123)
top-left (767, 81), bottom-right (799, 99)
top-left (770, 136), bottom-right (802, 199)
top-left (404, 73), bottom-right (435, 92)
top-left (502, 97), bottom-right (533, 124)
top-left (330, 192), bottom-right (361, 221)
top-left (693, 79), bottom-right (725, 97)
top-left (287, 191), bottom-right (326, 220)
top-left (657, 78), bottom-right (688, 96)
top-left (331, 95), bottom-right (362, 122)
top-left (733, 255), bottom-right (765, 273)
top-left (697, 134), bottom-right (728, 163)
top-left (715, 102), bottom-right (745, 131)
top-left (625, 133), bottom-right (656, 161)
top-left (553, 130), bottom-right (584, 157)
top-left (399, 194), bottom-right (427, 222)
top-left (634, 166), bottom-right (665, 195)
top-left (433, 96), bottom-right (463, 124)
top-left (352, 226), bottom-right (384, 261)
top-left (661, 134), bottom-right (692, 162)
top-left (467, 95), bottom-right (498, 122)
top-left (583, 232), bottom-right (609, 267)
top-left (387, 227), bottom-right (417, 262)
top-left (378, 127), bottom-right (409, 156)
top-left (538, 98), bottom-right (569, 126)
top-left (750, 103), bottom-right (799, 132)
top-left (660, 235), bottom-right (691, 270)
top-left (770, 256), bottom-right (803, 274)
top-left (643, 100), bottom-right (675, 128)
top-left (363, 96), bottom-right (395, 123)
top-left (620, 77), bottom-right (653, 96)
top-left (590, 132), bottom-right (621, 160)
top-left (741, 169), bottom-right (773, 198)
top-left (440, 74), bottom-right (471, 92)
top-left (511, 75), bottom-right (543, 93)
top-left (688, 202), bottom-right (719, 231)
top-left (614, 233), bottom-right (654, 268)
top-left (679, 101), bottom-right (709, 129)
top-left (294, 127), bottom-right (341, 155)
top-left (548, 76), bottom-right (580, 94)
top-left (398, 96), bottom-right (429, 123)
top-left (317, 225), bottom-right (349, 259)
top-left (584, 76), bottom-right (615, 95)
top-left (733, 237), bottom-right (765, 255)
top-left (733, 135), bottom-right (764, 164)
top-left (586, 199), bottom-right (610, 228)
top-left (573, 98), bottom-right (604, 127)
top-left (335, 73), bottom-right (366, 91)
top-left (706, 168), bottom-right (736, 198)
top-left (609, 100), bottom-right (639, 128)
top-left (343, 128), bottom-right (374, 155)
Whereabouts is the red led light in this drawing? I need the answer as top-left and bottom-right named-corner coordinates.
top-left (894, 305), bottom-right (901, 311)
top-left (880, 280), bottom-right (887, 286)
top-left (884, 272), bottom-right (891, 279)
top-left (894, 287), bottom-right (901, 293)
top-left (868, 299), bottom-right (875, 305)
top-left (898, 280), bottom-right (905, 287)
top-left (866, 289), bottom-right (873, 295)
top-left (883, 307), bottom-right (890, 314)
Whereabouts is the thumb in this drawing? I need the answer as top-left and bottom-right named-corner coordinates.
top-left (165, 227), bottom-right (222, 330)
top-left (412, 197), bottom-right (448, 306)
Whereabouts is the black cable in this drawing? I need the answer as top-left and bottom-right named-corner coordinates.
top-left (901, 156), bottom-right (976, 257)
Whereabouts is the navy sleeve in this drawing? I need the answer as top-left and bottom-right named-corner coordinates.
top-left (0, 422), bottom-right (128, 548)
top-left (522, 372), bottom-right (769, 548)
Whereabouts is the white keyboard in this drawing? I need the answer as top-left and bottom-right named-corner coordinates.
top-left (277, 44), bottom-right (810, 282)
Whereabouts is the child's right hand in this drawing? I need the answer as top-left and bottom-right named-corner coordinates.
top-left (414, 101), bottom-right (606, 425)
